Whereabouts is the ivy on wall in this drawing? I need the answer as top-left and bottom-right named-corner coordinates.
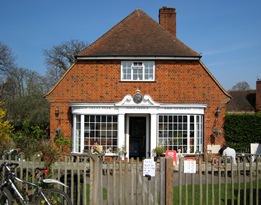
top-left (224, 113), bottom-right (261, 152)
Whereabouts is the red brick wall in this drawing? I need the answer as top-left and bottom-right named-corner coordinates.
top-left (46, 60), bottom-right (230, 150)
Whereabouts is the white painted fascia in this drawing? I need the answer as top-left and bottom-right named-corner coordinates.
top-left (70, 94), bottom-right (207, 115)
top-left (76, 56), bottom-right (200, 61)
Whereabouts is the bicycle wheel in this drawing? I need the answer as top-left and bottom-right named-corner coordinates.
top-left (36, 188), bottom-right (72, 205)
top-left (0, 187), bottom-right (13, 205)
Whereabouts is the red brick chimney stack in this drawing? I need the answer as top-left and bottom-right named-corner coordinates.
top-left (159, 6), bottom-right (176, 37)
top-left (256, 79), bottom-right (261, 112)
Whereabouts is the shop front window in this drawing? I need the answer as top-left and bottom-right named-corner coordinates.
top-left (73, 114), bottom-right (118, 153)
top-left (158, 114), bottom-right (203, 153)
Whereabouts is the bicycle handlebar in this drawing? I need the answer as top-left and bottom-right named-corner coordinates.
top-left (4, 149), bottom-right (17, 155)
top-left (4, 148), bottom-right (22, 156)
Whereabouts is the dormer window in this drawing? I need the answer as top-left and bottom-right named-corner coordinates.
top-left (121, 61), bottom-right (155, 81)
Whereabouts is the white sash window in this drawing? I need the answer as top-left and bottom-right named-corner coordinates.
top-left (121, 61), bottom-right (155, 81)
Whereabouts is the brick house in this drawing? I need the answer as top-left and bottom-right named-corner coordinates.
top-left (45, 7), bottom-right (231, 158)
top-left (227, 80), bottom-right (261, 113)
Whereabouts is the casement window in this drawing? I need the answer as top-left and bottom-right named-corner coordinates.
top-left (73, 115), bottom-right (118, 153)
top-left (121, 61), bottom-right (155, 81)
top-left (158, 115), bottom-right (203, 154)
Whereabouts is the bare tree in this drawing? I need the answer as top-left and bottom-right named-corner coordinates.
top-left (1, 67), bottom-right (47, 99)
top-left (0, 42), bottom-right (16, 99)
top-left (43, 39), bottom-right (88, 86)
top-left (231, 81), bottom-right (251, 91)
top-left (0, 42), bottom-right (15, 76)
top-left (0, 42), bottom-right (49, 130)
top-left (1, 67), bottom-right (49, 127)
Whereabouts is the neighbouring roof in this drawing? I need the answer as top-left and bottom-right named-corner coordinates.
top-left (77, 8), bottom-right (200, 58)
top-left (227, 90), bottom-right (256, 113)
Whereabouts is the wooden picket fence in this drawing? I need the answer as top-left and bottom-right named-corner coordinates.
top-left (1, 153), bottom-right (261, 205)
top-left (1, 153), bottom-right (173, 205)
top-left (175, 155), bottom-right (261, 205)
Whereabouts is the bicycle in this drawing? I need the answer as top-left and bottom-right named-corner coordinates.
top-left (0, 149), bottom-right (72, 205)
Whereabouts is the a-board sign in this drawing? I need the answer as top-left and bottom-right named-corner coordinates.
top-left (165, 150), bottom-right (177, 165)
top-left (250, 143), bottom-right (261, 162)
top-left (143, 159), bottom-right (156, 177)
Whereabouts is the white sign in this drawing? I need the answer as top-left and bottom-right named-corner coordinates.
top-left (250, 143), bottom-right (261, 162)
top-left (184, 159), bottom-right (196, 174)
top-left (207, 145), bottom-right (221, 154)
top-left (143, 159), bottom-right (156, 177)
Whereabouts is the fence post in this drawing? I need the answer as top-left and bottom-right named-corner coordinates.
top-left (90, 154), bottom-right (104, 205)
top-left (160, 157), bottom-right (166, 205)
top-left (165, 157), bottom-right (174, 205)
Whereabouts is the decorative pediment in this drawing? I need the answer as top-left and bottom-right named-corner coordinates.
top-left (115, 94), bottom-right (160, 107)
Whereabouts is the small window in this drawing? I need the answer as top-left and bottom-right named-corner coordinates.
top-left (121, 61), bottom-right (155, 81)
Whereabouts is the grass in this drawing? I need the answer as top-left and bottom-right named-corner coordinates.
top-left (84, 184), bottom-right (107, 205)
top-left (173, 179), bottom-right (261, 205)
top-left (77, 179), bottom-right (261, 205)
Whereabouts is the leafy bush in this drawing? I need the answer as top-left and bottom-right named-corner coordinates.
top-left (0, 102), bottom-right (14, 154)
top-left (11, 120), bottom-right (46, 157)
top-left (11, 120), bottom-right (59, 167)
top-left (53, 133), bottom-right (72, 158)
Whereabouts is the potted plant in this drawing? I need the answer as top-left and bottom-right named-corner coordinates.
top-left (117, 144), bottom-right (127, 160)
top-left (152, 146), bottom-right (166, 161)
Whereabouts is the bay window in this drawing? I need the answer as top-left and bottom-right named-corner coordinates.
top-left (73, 114), bottom-right (118, 153)
top-left (158, 114), bottom-right (203, 153)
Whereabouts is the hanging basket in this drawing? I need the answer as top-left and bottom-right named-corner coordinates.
top-left (213, 128), bottom-right (222, 137)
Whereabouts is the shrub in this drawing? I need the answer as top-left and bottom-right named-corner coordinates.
top-left (0, 102), bottom-right (14, 154)
top-left (224, 113), bottom-right (261, 152)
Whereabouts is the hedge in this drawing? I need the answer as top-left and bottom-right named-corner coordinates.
top-left (224, 113), bottom-right (261, 153)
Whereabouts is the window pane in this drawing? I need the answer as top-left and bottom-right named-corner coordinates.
top-left (144, 61), bottom-right (154, 80)
top-left (122, 61), bottom-right (131, 80)
top-left (133, 68), bottom-right (143, 80)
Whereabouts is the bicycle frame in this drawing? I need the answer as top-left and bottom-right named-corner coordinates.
top-left (1, 162), bottom-right (68, 205)
top-left (3, 174), bottom-right (31, 205)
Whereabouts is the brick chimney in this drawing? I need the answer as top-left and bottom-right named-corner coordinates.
top-left (159, 6), bottom-right (176, 36)
top-left (256, 79), bottom-right (261, 112)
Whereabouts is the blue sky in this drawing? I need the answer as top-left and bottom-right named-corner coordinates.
top-left (1, 0), bottom-right (260, 90)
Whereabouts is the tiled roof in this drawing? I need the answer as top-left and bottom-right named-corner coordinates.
top-left (77, 8), bottom-right (200, 58)
top-left (227, 90), bottom-right (256, 112)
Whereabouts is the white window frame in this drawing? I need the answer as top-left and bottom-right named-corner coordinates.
top-left (121, 61), bottom-right (155, 81)
top-left (72, 114), bottom-right (118, 153)
top-left (158, 114), bottom-right (204, 154)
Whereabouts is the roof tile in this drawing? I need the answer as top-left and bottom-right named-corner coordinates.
top-left (227, 90), bottom-right (256, 112)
